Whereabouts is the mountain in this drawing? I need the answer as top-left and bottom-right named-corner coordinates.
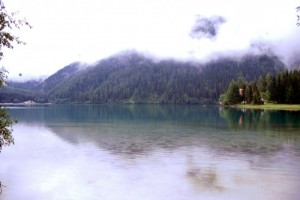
top-left (43, 62), bottom-right (86, 93)
top-left (0, 80), bottom-right (43, 103)
top-left (0, 52), bottom-right (285, 104)
top-left (0, 62), bottom-right (84, 103)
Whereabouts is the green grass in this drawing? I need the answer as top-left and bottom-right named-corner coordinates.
top-left (232, 103), bottom-right (300, 111)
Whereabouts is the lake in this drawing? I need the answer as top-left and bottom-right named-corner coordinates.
top-left (1, 104), bottom-right (300, 200)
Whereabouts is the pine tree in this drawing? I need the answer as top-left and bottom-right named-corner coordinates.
top-left (244, 85), bottom-right (252, 104)
top-left (251, 82), bottom-right (262, 104)
top-left (285, 84), bottom-right (293, 104)
top-left (224, 80), bottom-right (242, 105)
top-left (268, 76), bottom-right (277, 103)
top-left (257, 76), bottom-right (266, 93)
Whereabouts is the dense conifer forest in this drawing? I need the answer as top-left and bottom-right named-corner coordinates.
top-left (0, 52), bottom-right (286, 104)
top-left (221, 70), bottom-right (300, 105)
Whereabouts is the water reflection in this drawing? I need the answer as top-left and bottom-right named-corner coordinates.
top-left (186, 155), bottom-right (224, 193)
top-left (6, 105), bottom-right (300, 158)
top-left (6, 104), bottom-right (224, 127)
top-left (48, 122), bottom-right (291, 159)
top-left (1, 105), bottom-right (300, 200)
top-left (219, 108), bottom-right (300, 130)
top-left (7, 104), bottom-right (300, 130)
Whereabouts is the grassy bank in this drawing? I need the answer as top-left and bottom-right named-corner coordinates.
top-left (232, 103), bottom-right (300, 111)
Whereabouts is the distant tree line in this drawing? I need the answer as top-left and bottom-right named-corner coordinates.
top-left (220, 70), bottom-right (300, 105)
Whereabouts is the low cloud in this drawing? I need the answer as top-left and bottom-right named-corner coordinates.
top-left (190, 15), bottom-right (226, 39)
top-left (3, 0), bottom-right (300, 79)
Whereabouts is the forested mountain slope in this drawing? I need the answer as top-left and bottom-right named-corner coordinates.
top-left (0, 52), bottom-right (285, 104)
top-left (43, 62), bottom-right (85, 93)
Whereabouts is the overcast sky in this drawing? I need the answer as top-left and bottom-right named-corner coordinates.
top-left (2, 0), bottom-right (300, 80)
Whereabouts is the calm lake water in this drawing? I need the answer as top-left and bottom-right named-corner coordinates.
top-left (1, 105), bottom-right (300, 200)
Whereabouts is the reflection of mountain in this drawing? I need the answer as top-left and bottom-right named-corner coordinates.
top-left (8, 105), bottom-right (300, 159)
top-left (8, 104), bottom-right (224, 127)
top-left (48, 121), bottom-right (284, 158)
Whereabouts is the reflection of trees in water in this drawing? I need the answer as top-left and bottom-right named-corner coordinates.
top-left (9, 105), bottom-right (300, 159)
top-left (219, 108), bottom-right (300, 157)
top-left (220, 108), bottom-right (265, 130)
top-left (9, 105), bottom-right (300, 132)
top-left (219, 108), bottom-right (300, 131)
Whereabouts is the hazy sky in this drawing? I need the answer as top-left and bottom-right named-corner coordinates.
top-left (2, 0), bottom-right (300, 80)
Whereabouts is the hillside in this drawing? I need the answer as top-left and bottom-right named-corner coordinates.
top-left (43, 62), bottom-right (86, 93)
top-left (0, 52), bottom-right (285, 104)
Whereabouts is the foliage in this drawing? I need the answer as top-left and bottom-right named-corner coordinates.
top-left (297, 6), bottom-right (300, 26)
top-left (0, 0), bottom-right (30, 192)
top-left (220, 69), bottom-right (300, 105)
top-left (265, 70), bottom-right (300, 104)
top-left (223, 80), bottom-right (242, 105)
top-left (0, 61), bottom-right (13, 155)
top-left (244, 85), bottom-right (252, 104)
top-left (0, 107), bottom-right (15, 152)
top-left (0, 0), bottom-right (31, 60)
top-left (221, 79), bottom-right (264, 106)
top-left (0, 66), bottom-right (7, 89)
top-left (250, 82), bottom-right (262, 105)
top-left (257, 76), bottom-right (266, 92)
top-left (0, 0), bottom-right (29, 148)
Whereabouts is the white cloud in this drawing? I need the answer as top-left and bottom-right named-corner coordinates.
top-left (2, 0), bottom-right (300, 80)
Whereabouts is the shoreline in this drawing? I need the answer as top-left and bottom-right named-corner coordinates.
top-left (0, 102), bottom-right (53, 106)
top-left (229, 103), bottom-right (300, 111)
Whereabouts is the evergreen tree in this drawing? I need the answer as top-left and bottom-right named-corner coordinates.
top-left (252, 90), bottom-right (263, 105)
top-left (265, 73), bottom-right (272, 101)
top-left (285, 84), bottom-right (293, 104)
top-left (268, 76), bottom-right (277, 102)
top-left (221, 70), bottom-right (300, 105)
top-left (237, 76), bottom-right (246, 88)
top-left (291, 70), bottom-right (300, 103)
top-left (244, 85), bottom-right (252, 104)
top-left (224, 80), bottom-right (242, 105)
top-left (257, 76), bottom-right (266, 93)
top-left (251, 82), bottom-right (263, 105)
top-left (276, 74), bottom-right (285, 103)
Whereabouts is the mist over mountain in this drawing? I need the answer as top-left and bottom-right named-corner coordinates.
top-left (0, 51), bottom-right (285, 104)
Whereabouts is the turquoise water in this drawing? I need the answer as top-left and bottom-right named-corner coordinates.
top-left (1, 105), bottom-right (300, 200)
